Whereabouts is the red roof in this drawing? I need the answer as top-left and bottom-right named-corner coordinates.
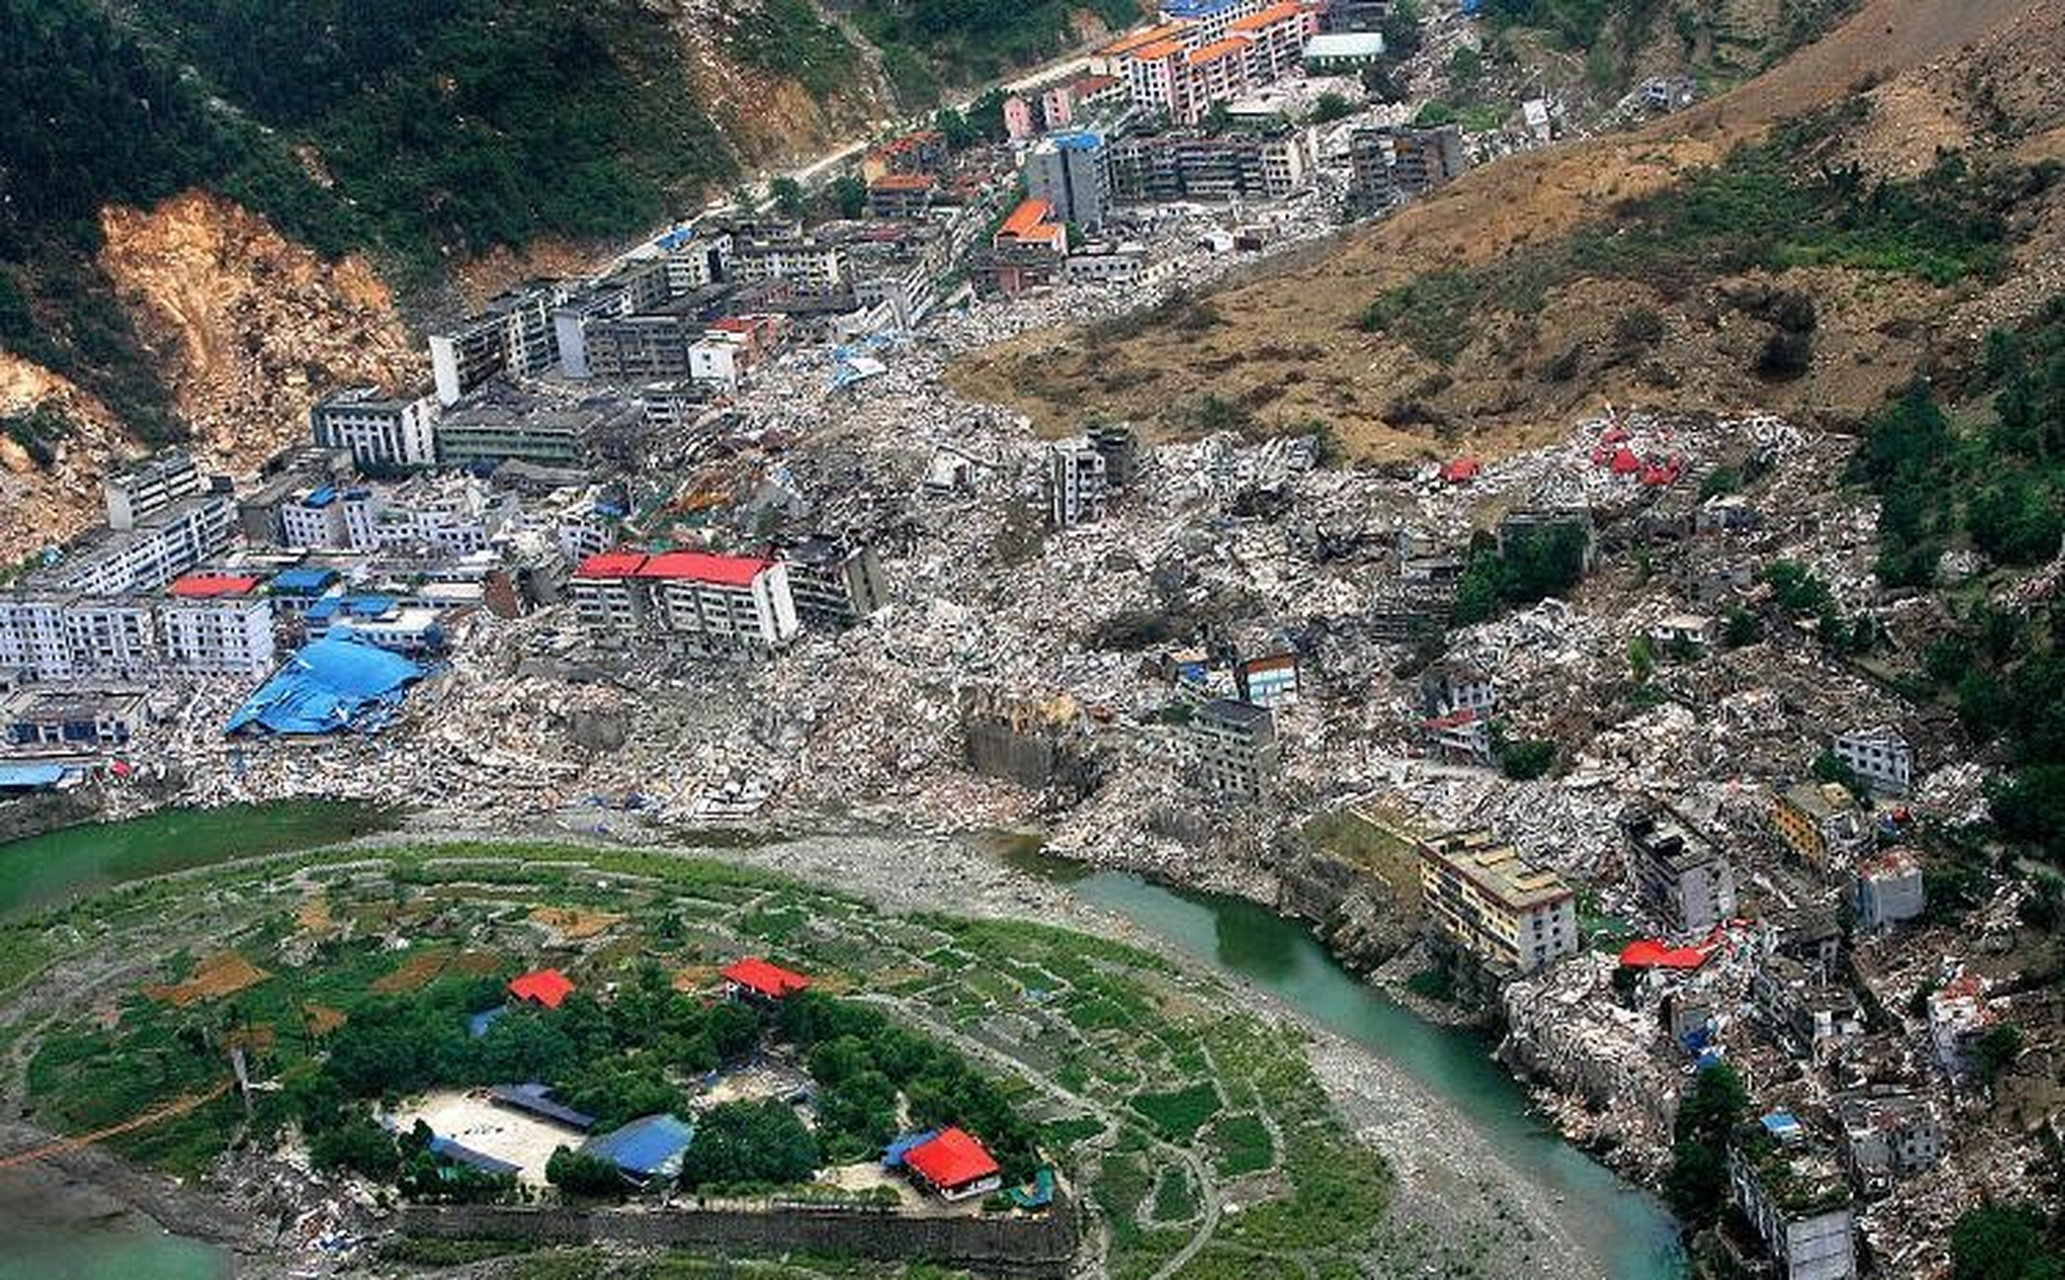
top-left (1608, 447), bottom-right (1642, 474)
top-left (1618, 939), bottom-right (1713, 970)
top-left (721, 956), bottom-right (812, 999)
top-left (1422, 708), bottom-right (1483, 731)
top-left (904, 1127), bottom-right (1000, 1188)
top-left (638, 551), bottom-right (772, 587)
top-left (170, 573), bottom-right (261, 598)
top-left (509, 968), bottom-right (575, 1009)
top-left (1439, 457), bottom-right (1481, 484)
top-left (574, 551), bottom-right (649, 579)
top-left (999, 198), bottom-right (1057, 239)
top-left (870, 173), bottom-right (937, 192)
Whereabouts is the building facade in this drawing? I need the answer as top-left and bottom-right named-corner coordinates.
top-left (310, 387), bottom-right (439, 470)
top-left (1831, 725), bottom-right (1913, 796)
top-left (571, 550), bottom-right (801, 655)
top-left (1188, 698), bottom-right (1279, 799)
top-left (1417, 830), bottom-right (1578, 974)
top-left (1620, 803), bottom-right (1738, 934)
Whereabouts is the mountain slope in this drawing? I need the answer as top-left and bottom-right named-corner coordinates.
top-left (950, 0), bottom-right (2059, 459)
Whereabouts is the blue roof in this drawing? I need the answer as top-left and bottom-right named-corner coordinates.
top-left (1761, 1111), bottom-right (1802, 1135)
top-left (225, 635), bottom-right (425, 735)
top-left (1051, 130), bottom-right (1103, 151)
top-left (468, 1006), bottom-right (508, 1038)
top-left (882, 1129), bottom-right (941, 1169)
top-left (308, 594), bottom-right (397, 623)
top-left (271, 567), bottom-right (337, 594)
top-left (1161, 0), bottom-right (1241, 15)
top-left (428, 1135), bottom-right (520, 1177)
top-left (490, 1083), bottom-right (596, 1132)
top-left (583, 1113), bottom-right (693, 1178)
top-left (0, 763), bottom-right (69, 790)
top-left (303, 486), bottom-right (337, 508)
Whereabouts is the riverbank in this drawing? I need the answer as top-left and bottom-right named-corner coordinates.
top-left (0, 804), bottom-right (1681, 1277)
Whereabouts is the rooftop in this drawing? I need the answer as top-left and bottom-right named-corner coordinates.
top-left (1188, 35), bottom-right (1254, 65)
top-left (904, 1126), bottom-right (1000, 1188)
top-left (1421, 831), bottom-right (1573, 910)
top-left (509, 968), bottom-right (574, 1009)
top-left (721, 956), bottom-right (812, 999)
top-left (1229, 0), bottom-right (1308, 31)
top-left (1303, 31), bottom-right (1388, 58)
top-left (1129, 36), bottom-right (1189, 61)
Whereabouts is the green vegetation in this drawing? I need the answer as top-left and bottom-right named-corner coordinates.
top-left (1359, 104), bottom-right (2044, 365)
top-left (850, 0), bottom-right (1146, 103)
top-left (1129, 1082), bottom-right (1223, 1143)
top-left (1204, 1112), bottom-right (1274, 1176)
top-left (1450, 524), bottom-right (1590, 626)
top-left (725, 0), bottom-right (856, 99)
top-left (681, 1100), bottom-right (820, 1190)
top-left (1950, 1204), bottom-right (2064, 1280)
top-left (1663, 1061), bottom-right (1746, 1226)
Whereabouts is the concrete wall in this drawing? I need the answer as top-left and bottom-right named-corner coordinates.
top-left (399, 1198), bottom-right (1078, 1279)
top-left (961, 718), bottom-right (1101, 800)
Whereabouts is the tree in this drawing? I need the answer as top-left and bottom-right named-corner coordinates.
top-left (1496, 736), bottom-right (1557, 781)
top-left (1449, 46), bottom-right (1485, 91)
top-left (827, 174), bottom-right (867, 219)
top-left (1628, 634), bottom-right (1656, 683)
top-left (679, 1100), bottom-right (819, 1189)
top-left (770, 176), bottom-right (806, 222)
top-left (1974, 1025), bottom-right (2024, 1086)
top-left (1665, 1063), bottom-right (1747, 1225)
top-left (1310, 92), bottom-right (1353, 124)
top-left (308, 1110), bottom-right (401, 1178)
top-left (546, 1145), bottom-right (626, 1198)
top-left (934, 106), bottom-right (978, 150)
top-left (1951, 1204), bottom-right (2063, 1280)
top-left (1812, 748), bottom-right (1865, 802)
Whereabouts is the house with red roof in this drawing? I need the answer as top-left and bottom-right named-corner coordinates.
top-left (720, 956), bottom-right (813, 1003)
top-left (569, 548), bottom-right (799, 655)
top-left (509, 968), bottom-right (575, 1010)
top-left (901, 1126), bottom-right (1003, 1201)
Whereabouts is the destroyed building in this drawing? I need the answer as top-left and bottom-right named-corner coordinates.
top-left (1753, 952), bottom-right (1864, 1059)
top-left (1834, 1090), bottom-right (1943, 1197)
top-left (1619, 802), bottom-right (1738, 935)
top-left (1048, 440), bottom-right (1110, 530)
top-left (1771, 781), bottom-right (1873, 876)
top-left (1187, 698), bottom-right (1278, 800)
top-left (1848, 850), bottom-right (1925, 930)
top-left (1728, 1126), bottom-right (1858, 1280)
top-left (570, 550), bottom-right (800, 657)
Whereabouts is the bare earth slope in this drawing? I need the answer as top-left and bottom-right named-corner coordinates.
top-left (949, 0), bottom-right (2057, 461)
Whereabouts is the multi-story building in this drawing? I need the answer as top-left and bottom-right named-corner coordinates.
top-left (1834, 1091), bottom-right (1942, 1197)
top-left (1831, 724), bottom-right (1913, 796)
top-left (1048, 440), bottom-right (1110, 529)
top-left (1110, 126), bottom-right (1315, 202)
top-left (866, 173), bottom-right (938, 220)
top-left (1302, 30), bottom-right (1388, 74)
top-left (1753, 952), bottom-right (1864, 1058)
top-left (157, 595), bottom-right (277, 679)
top-left (1619, 803), bottom-right (1739, 934)
top-left (1348, 124), bottom-right (1467, 214)
top-left (1188, 698), bottom-right (1279, 799)
top-left (1229, 1), bottom-right (1314, 81)
top-left (1417, 830), bottom-right (1578, 975)
top-left (779, 537), bottom-right (889, 631)
top-left (278, 485), bottom-right (386, 551)
top-left (1026, 131), bottom-right (1114, 231)
top-left (428, 284), bottom-right (568, 406)
top-left (104, 451), bottom-right (207, 530)
top-left (1772, 780), bottom-right (1872, 874)
top-left (1, 688), bottom-right (146, 753)
top-left (435, 393), bottom-right (640, 469)
top-left (726, 233), bottom-right (848, 295)
top-left (581, 313), bottom-right (704, 381)
top-left (571, 550), bottom-right (800, 656)
top-left (1849, 850), bottom-right (1926, 929)
top-left (310, 387), bottom-right (439, 470)
top-left (36, 491), bottom-right (237, 598)
top-left (1727, 1139), bottom-right (1857, 1280)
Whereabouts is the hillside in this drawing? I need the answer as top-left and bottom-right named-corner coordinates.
top-left (950, 0), bottom-right (2064, 460)
top-left (0, 0), bottom-right (1142, 556)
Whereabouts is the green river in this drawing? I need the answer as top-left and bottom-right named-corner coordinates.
top-left (0, 805), bottom-right (1684, 1278)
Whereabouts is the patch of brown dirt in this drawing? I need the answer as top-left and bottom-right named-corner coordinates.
top-left (452, 239), bottom-right (601, 316)
top-left (529, 906), bottom-right (623, 941)
top-left (97, 191), bottom-right (422, 478)
top-left (949, 0), bottom-right (2051, 459)
top-left (304, 1004), bottom-right (348, 1036)
top-left (368, 947), bottom-right (453, 995)
top-left (0, 354), bottom-right (133, 561)
top-left (147, 952), bottom-right (269, 1007)
top-left (672, 963), bottom-right (721, 994)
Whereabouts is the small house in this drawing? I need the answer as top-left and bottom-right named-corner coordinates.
top-left (509, 968), bottom-right (575, 1010)
top-left (721, 956), bottom-right (812, 1003)
top-left (582, 1113), bottom-right (694, 1187)
top-left (901, 1126), bottom-right (1003, 1202)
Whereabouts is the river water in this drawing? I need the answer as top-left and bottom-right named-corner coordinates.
top-left (0, 808), bottom-right (1684, 1278)
top-left (1003, 850), bottom-right (1687, 1280)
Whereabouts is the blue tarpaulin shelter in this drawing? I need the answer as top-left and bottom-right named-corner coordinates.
top-left (582, 1113), bottom-right (693, 1183)
top-left (882, 1129), bottom-right (941, 1169)
top-left (0, 763), bottom-right (71, 791)
top-left (225, 635), bottom-right (425, 736)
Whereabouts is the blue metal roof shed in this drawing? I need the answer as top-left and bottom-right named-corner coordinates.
top-left (582, 1113), bottom-right (693, 1183)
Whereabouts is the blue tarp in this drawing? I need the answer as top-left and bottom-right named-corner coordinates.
top-left (308, 595), bottom-right (397, 622)
top-left (0, 763), bottom-right (69, 791)
top-left (582, 1113), bottom-right (692, 1180)
top-left (882, 1129), bottom-right (941, 1169)
top-left (271, 567), bottom-right (337, 594)
top-left (225, 635), bottom-right (425, 736)
top-left (468, 1006), bottom-right (507, 1039)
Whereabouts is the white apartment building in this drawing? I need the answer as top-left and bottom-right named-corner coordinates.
top-left (157, 596), bottom-right (277, 679)
top-left (104, 451), bottom-right (207, 530)
top-left (1832, 725), bottom-right (1913, 797)
top-left (571, 550), bottom-right (799, 655)
top-left (37, 492), bottom-right (237, 597)
top-left (311, 387), bottom-right (439, 469)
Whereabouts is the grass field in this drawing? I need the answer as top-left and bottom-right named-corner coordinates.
top-left (11, 838), bottom-right (1400, 1274)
